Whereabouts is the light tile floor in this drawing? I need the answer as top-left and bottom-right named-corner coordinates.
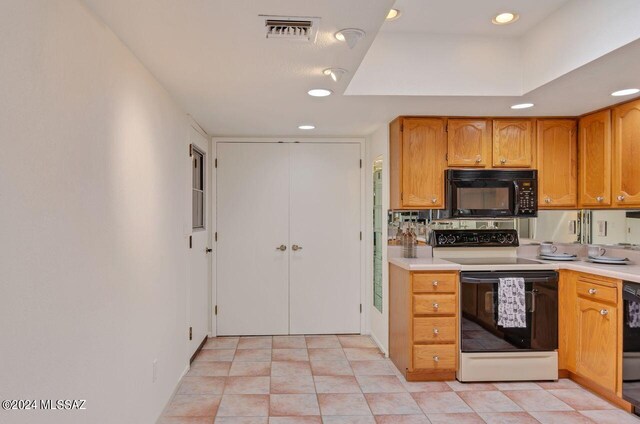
top-left (158, 335), bottom-right (640, 424)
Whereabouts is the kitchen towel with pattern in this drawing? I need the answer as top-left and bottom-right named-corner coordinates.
top-left (498, 277), bottom-right (526, 328)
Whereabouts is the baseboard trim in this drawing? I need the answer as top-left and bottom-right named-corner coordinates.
top-left (567, 371), bottom-right (634, 413)
top-left (189, 335), bottom-right (208, 364)
top-left (369, 332), bottom-right (389, 357)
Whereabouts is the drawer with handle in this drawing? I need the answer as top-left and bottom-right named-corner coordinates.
top-left (413, 294), bottom-right (456, 315)
top-left (413, 344), bottom-right (456, 370)
top-left (576, 280), bottom-right (617, 305)
top-left (413, 273), bottom-right (457, 294)
top-left (414, 317), bottom-right (456, 344)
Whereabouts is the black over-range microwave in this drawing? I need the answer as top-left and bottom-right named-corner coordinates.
top-left (445, 169), bottom-right (537, 218)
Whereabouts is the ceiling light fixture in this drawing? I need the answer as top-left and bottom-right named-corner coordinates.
top-left (386, 9), bottom-right (401, 21)
top-left (492, 12), bottom-right (519, 25)
top-left (298, 125), bottom-right (315, 130)
top-left (511, 103), bottom-right (534, 110)
top-left (322, 68), bottom-right (348, 82)
top-left (307, 88), bottom-right (333, 97)
top-left (335, 28), bottom-right (366, 49)
top-left (611, 88), bottom-right (640, 97)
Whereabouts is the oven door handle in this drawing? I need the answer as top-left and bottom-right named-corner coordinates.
top-left (513, 181), bottom-right (520, 216)
top-left (460, 276), bottom-right (558, 284)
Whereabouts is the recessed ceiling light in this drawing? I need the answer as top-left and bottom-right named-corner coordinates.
top-left (322, 68), bottom-right (348, 82)
top-left (308, 88), bottom-right (332, 97)
top-left (511, 103), bottom-right (534, 110)
top-left (335, 28), bottom-right (366, 49)
top-left (298, 125), bottom-right (315, 130)
top-left (386, 9), bottom-right (401, 21)
top-left (611, 88), bottom-right (640, 97)
top-left (492, 12), bottom-right (519, 25)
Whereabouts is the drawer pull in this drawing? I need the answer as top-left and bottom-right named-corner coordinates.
top-left (600, 309), bottom-right (609, 316)
top-left (432, 281), bottom-right (439, 287)
top-left (433, 328), bottom-right (439, 335)
top-left (588, 288), bottom-right (597, 295)
top-left (433, 355), bottom-right (439, 362)
top-left (432, 303), bottom-right (439, 310)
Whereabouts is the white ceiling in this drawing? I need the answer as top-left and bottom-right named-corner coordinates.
top-left (382, 0), bottom-right (569, 36)
top-left (83, 0), bottom-right (640, 137)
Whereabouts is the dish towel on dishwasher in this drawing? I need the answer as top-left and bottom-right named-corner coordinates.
top-left (629, 301), bottom-right (640, 328)
top-left (497, 277), bottom-right (526, 328)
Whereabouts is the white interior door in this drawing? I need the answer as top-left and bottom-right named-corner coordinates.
top-left (216, 143), bottom-right (290, 335)
top-left (188, 127), bottom-right (211, 355)
top-left (289, 143), bottom-right (362, 334)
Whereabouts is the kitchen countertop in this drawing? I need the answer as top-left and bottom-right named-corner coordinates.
top-left (389, 256), bottom-right (640, 283)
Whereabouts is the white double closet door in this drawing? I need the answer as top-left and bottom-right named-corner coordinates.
top-left (216, 142), bottom-right (361, 335)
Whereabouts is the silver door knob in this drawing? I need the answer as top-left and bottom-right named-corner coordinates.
top-left (596, 196), bottom-right (604, 202)
top-left (618, 195), bottom-right (626, 201)
top-left (431, 197), bottom-right (438, 204)
top-left (588, 288), bottom-right (597, 295)
top-left (433, 328), bottom-right (439, 335)
top-left (432, 281), bottom-right (439, 287)
top-left (544, 197), bottom-right (551, 203)
top-left (600, 309), bottom-right (609, 316)
top-left (433, 355), bottom-right (440, 362)
top-left (432, 303), bottom-right (439, 310)
top-left (292, 244), bottom-right (303, 251)
top-left (276, 245), bottom-right (287, 251)
top-left (500, 158), bottom-right (507, 164)
top-left (475, 156), bottom-right (482, 163)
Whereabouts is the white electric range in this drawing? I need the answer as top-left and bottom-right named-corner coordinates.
top-left (432, 229), bottom-right (559, 382)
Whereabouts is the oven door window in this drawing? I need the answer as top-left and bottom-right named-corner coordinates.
top-left (450, 180), bottom-right (514, 217)
top-left (461, 281), bottom-right (558, 352)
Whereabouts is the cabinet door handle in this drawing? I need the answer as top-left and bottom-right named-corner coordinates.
top-left (432, 303), bottom-right (439, 310)
top-left (600, 309), bottom-right (609, 316)
top-left (433, 355), bottom-right (440, 362)
top-left (433, 328), bottom-right (439, 335)
top-left (596, 196), bottom-right (604, 203)
top-left (544, 197), bottom-right (551, 204)
top-left (292, 244), bottom-right (303, 251)
top-left (500, 158), bottom-right (507, 164)
top-left (475, 156), bottom-right (482, 163)
top-left (618, 195), bottom-right (626, 201)
top-left (276, 245), bottom-right (287, 251)
top-left (588, 288), bottom-right (597, 295)
top-left (432, 281), bottom-right (439, 287)
top-left (431, 197), bottom-right (438, 204)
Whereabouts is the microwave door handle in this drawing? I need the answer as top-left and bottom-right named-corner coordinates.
top-left (513, 181), bottom-right (520, 215)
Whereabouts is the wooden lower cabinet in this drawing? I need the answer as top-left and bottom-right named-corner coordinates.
top-left (575, 297), bottom-right (618, 392)
top-left (389, 265), bottom-right (458, 381)
top-left (559, 270), bottom-right (628, 408)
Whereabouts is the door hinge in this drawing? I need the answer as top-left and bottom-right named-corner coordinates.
top-left (215, 158), bottom-right (217, 168)
top-left (401, 192), bottom-right (403, 201)
top-left (215, 305), bottom-right (218, 315)
top-left (215, 232), bottom-right (218, 242)
top-left (189, 326), bottom-right (192, 340)
top-left (445, 153), bottom-right (448, 161)
top-left (359, 159), bottom-right (362, 168)
top-left (189, 144), bottom-right (193, 157)
top-left (189, 235), bottom-right (192, 249)
top-left (360, 304), bottom-right (362, 313)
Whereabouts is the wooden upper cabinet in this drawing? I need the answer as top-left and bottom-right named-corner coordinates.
top-left (579, 110), bottom-right (612, 207)
top-left (537, 119), bottom-right (577, 208)
top-left (390, 118), bottom-right (447, 209)
top-left (575, 297), bottom-right (618, 393)
top-left (492, 119), bottom-right (535, 168)
top-left (613, 100), bottom-right (640, 207)
top-left (447, 119), bottom-right (491, 167)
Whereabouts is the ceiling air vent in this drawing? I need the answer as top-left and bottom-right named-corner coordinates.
top-left (262, 16), bottom-right (320, 42)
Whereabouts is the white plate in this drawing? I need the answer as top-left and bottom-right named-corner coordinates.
top-left (539, 255), bottom-right (578, 261)
top-left (588, 257), bottom-right (630, 265)
top-left (589, 255), bottom-right (628, 262)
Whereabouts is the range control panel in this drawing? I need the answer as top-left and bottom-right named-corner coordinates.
top-left (431, 229), bottom-right (519, 247)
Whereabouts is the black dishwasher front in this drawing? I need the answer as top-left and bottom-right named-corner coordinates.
top-left (623, 281), bottom-right (640, 416)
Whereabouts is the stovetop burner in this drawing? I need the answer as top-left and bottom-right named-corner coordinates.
top-left (446, 257), bottom-right (542, 266)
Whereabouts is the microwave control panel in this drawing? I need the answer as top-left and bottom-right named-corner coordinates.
top-left (516, 180), bottom-right (537, 216)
